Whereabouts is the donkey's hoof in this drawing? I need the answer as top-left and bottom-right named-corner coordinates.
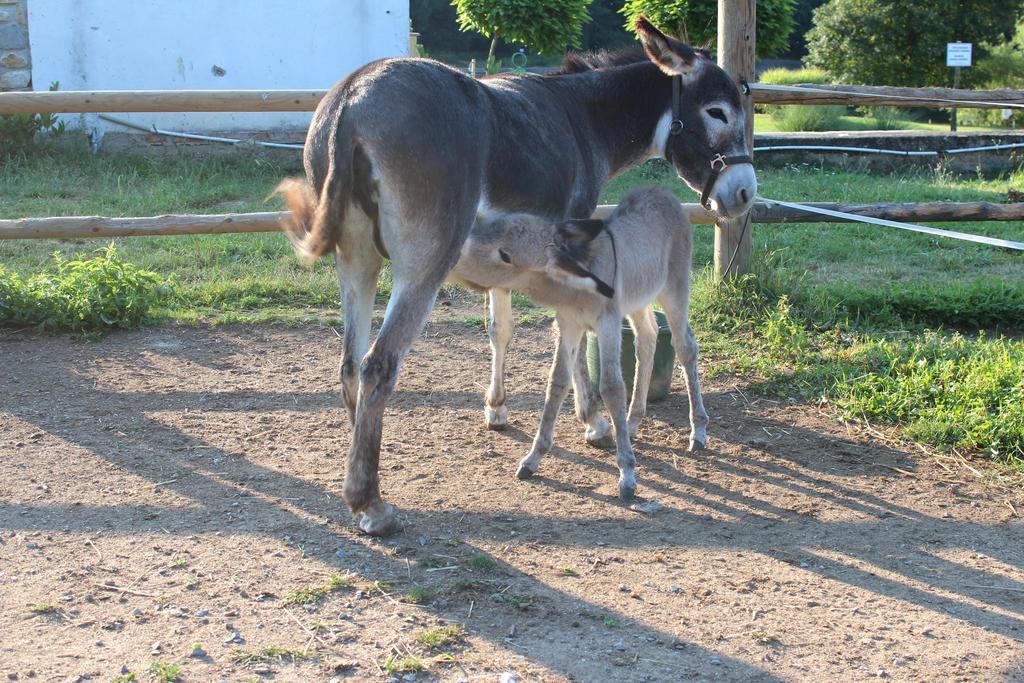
top-left (515, 462), bottom-right (537, 480)
top-left (356, 502), bottom-right (400, 537)
top-left (585, 419), bottom-right (613, 448)
top-left (485, 405), bottom-right (508, 431)
top-left (688, 438), bottom-right (707, 453)
top-left (619, 480), bottom-right (637, 501)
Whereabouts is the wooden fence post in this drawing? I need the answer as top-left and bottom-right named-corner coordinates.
top-left (716, 0), bottom-right (756, 278)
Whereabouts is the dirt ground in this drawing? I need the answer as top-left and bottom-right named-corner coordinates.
top-left (1, 312), bottom-right (1023, 683)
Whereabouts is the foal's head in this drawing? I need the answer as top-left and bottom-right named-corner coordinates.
top-left (636, 18), bottom-right (757, 218)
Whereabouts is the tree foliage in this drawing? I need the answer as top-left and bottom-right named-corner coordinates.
top-left (451, 0), bottom-right (593, 55)
top-left (806, 0), bottom-right (1024, 87)
top-left (618, 0), bottom-right (797, 57)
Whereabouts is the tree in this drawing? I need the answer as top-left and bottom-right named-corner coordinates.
top-left (452, 0), bottom-right (593, 72)
top-left (618, 0), bottom-right (798, 57)
top-left (805, 0), bottom-right (1024, 87)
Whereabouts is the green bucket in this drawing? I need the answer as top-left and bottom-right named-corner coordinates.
top-left (586, 310), bottom-right (675, 402)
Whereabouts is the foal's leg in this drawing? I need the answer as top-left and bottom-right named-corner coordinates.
top-left (515, 318), bottom-right (583, 480)
top-left (596, 313), bottom-right (638, 500)
top-left (626, 307), bottom-right (657, 439)
top-left (484, 288), bottom-right (513, 429)
top-left (335, 235), bottom-right (383, 424)
top-left (659, 288), bottom-right (709, 451)
top-left (571, 338), bottom-right (612, 446)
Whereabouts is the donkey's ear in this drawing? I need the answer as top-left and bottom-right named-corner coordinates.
top-left (558, 218), bottom-right (605, 242)
top-left (635, 15), bottom-right (700, 79)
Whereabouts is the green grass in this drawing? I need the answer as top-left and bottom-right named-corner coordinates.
top-left (230, 646), bottom-right (312, 665)
top-left (381, 655), bottom-right (425, 675)
top-left (467, 553), bottom-right (498, 571)
top-left (146, 662), bottom-right (181, 683)
top-left (753, 112), bottom-right (999, 134)
top-left (283, 573), bottom-right (351, 606)
top-left (27, 603), bottom-right (60, 615)
top-left (2, 148), bottom-right (1022, 468)
top-left (415, 625), bottom-right (466, 649)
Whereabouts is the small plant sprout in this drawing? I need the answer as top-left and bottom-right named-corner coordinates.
top-left (230, 646), bottom-right (311, 665)
top-left (602, 616), bottom-right (618, 628)
top-left (751, 631), bottom-right (779, 645)
top-left (559, 565), bottom-right (576, 575)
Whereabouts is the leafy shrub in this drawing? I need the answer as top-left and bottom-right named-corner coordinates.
top-left (0, 82), bottom-right (66, 159)
top-left (758, 67), bottom-right (844, 131)
top-left (770, 103), bottom-right (845, 132)
top-left (960, 18), bottom-right (1024, 128)
top-left (0, 246), bottom-right (172, 333)
top-left (867, 106), bottom-right (912, 130)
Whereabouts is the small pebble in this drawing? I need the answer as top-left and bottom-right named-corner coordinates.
top-left (499, 674), bottom-right (520, 683)
top-left (195, 609), bottom-right (209, 618)
top-left (119, 666), bottom-right (129, 675)
top-left (402, 674), bottom-right (417, 682)
top-left (190, 646), bottom-right (207, 659)
top-left (709, 657), bottom-right (722, 666)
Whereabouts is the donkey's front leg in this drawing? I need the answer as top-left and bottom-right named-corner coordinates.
top-left (484, 288), bottom-right (513, 430)
top-left (597, 314), bottom-right (638, 500)
top-left (515, 318), bottom-right (582, 480)
top-left (626, 307), bottom-right (658, 439)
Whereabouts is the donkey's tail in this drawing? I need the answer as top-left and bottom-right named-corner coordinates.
top-left (273, 156), bottom-right (351, 264)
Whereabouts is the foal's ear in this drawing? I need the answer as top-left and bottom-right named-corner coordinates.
top-left (558, 218), bottom-right (605, 242)
top-left (635, 15), bottom-right (701, 80)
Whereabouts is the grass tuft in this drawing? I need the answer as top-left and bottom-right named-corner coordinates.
top-left (231, 646), bottom-right (312, 665)
top-left (467, 553), bottom-right (498, 571)
top-left (381, 655), bottom-right (425, 675)
top-left (146, 661), bottom-right (181, 683)
top-left (283, 573), bottom-right (351, 606)
top-left (415, 625), bottom-right (466, 649)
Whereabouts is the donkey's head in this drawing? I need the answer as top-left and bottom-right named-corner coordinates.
top-left (636, 17), bottom-right (757, 218)
top-left (464, 215), bottom-right (614, 298)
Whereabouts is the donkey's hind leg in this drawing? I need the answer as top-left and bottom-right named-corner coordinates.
top-left (659, 290), bottom-right (709, 452)
top-left (626, 307), bottom-right (658, 439)
top-left (335, 230), bottom-right (383, 425)
top-left (516, 317), bottom-right (583, 480)
top-left (484, 288), bottom-right (513, 429)
top-left (572, 337), bottom-right (612, 446)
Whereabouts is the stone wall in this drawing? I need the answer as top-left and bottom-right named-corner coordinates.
top-left (0, 0), bottom-right (29, 90)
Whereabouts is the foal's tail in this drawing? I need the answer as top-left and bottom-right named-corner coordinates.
top-left (273, 153), bottom-right (352, 264)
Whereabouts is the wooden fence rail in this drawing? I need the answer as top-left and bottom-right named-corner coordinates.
top-left (2, 202), bottom-right (1021, 240)
top-left (2, 84), bottom-right (1024, 115)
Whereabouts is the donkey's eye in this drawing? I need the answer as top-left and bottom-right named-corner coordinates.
top-left (707, 107), bottom-right (728, 123)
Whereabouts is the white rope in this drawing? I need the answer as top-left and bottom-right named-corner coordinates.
top-left (753, 142), bottom-right (1024, 156)
top-left (755, 82), bottom-right (1024, 110)
top-left (758, 197), bottom-right (1024, 251)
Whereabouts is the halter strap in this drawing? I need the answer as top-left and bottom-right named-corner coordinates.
top-left (554, 223), bottom-right (618, 299)
top-left (664, 74), bottom-right (754, 211)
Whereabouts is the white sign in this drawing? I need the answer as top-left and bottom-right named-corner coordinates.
top-left (946, 42), bottom-right (972, 67)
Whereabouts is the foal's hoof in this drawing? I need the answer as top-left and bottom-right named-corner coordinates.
top-left (356, 502), bottom-right (400, 537)
top-left (585, 419), bottom-right (613, 448)
top-left (515, 462), bottom-right (537, 480)
top-left (485, 405), bottom-right (508, 431)
top-left (688, 438), bottom-right (707, 453)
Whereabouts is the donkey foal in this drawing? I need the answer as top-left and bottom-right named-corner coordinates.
top-left (450, 186), bottom-right (709, 499)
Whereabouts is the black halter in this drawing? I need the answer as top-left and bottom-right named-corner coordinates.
top-left (664, 75), bottom-right (754, 211)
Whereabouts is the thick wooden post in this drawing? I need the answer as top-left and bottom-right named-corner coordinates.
top-left (715, 0), bottom-right (756, 278)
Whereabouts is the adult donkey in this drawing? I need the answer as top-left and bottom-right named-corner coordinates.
top-left (277, 18), bottom-right (756, 535)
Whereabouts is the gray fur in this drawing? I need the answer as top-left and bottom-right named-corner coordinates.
top-left (450, 186), bottom-right (709, 498)
top-left (276, 20), bottom-right (752, 535)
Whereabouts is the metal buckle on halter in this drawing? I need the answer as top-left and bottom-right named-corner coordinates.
top-left (710, 154), bottom-right (727, 172)
top-left (669, 119), bottom-right (684, 136)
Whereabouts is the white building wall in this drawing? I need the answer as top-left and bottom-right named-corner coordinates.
top-left (27, 0), bottom-right (409, 138)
